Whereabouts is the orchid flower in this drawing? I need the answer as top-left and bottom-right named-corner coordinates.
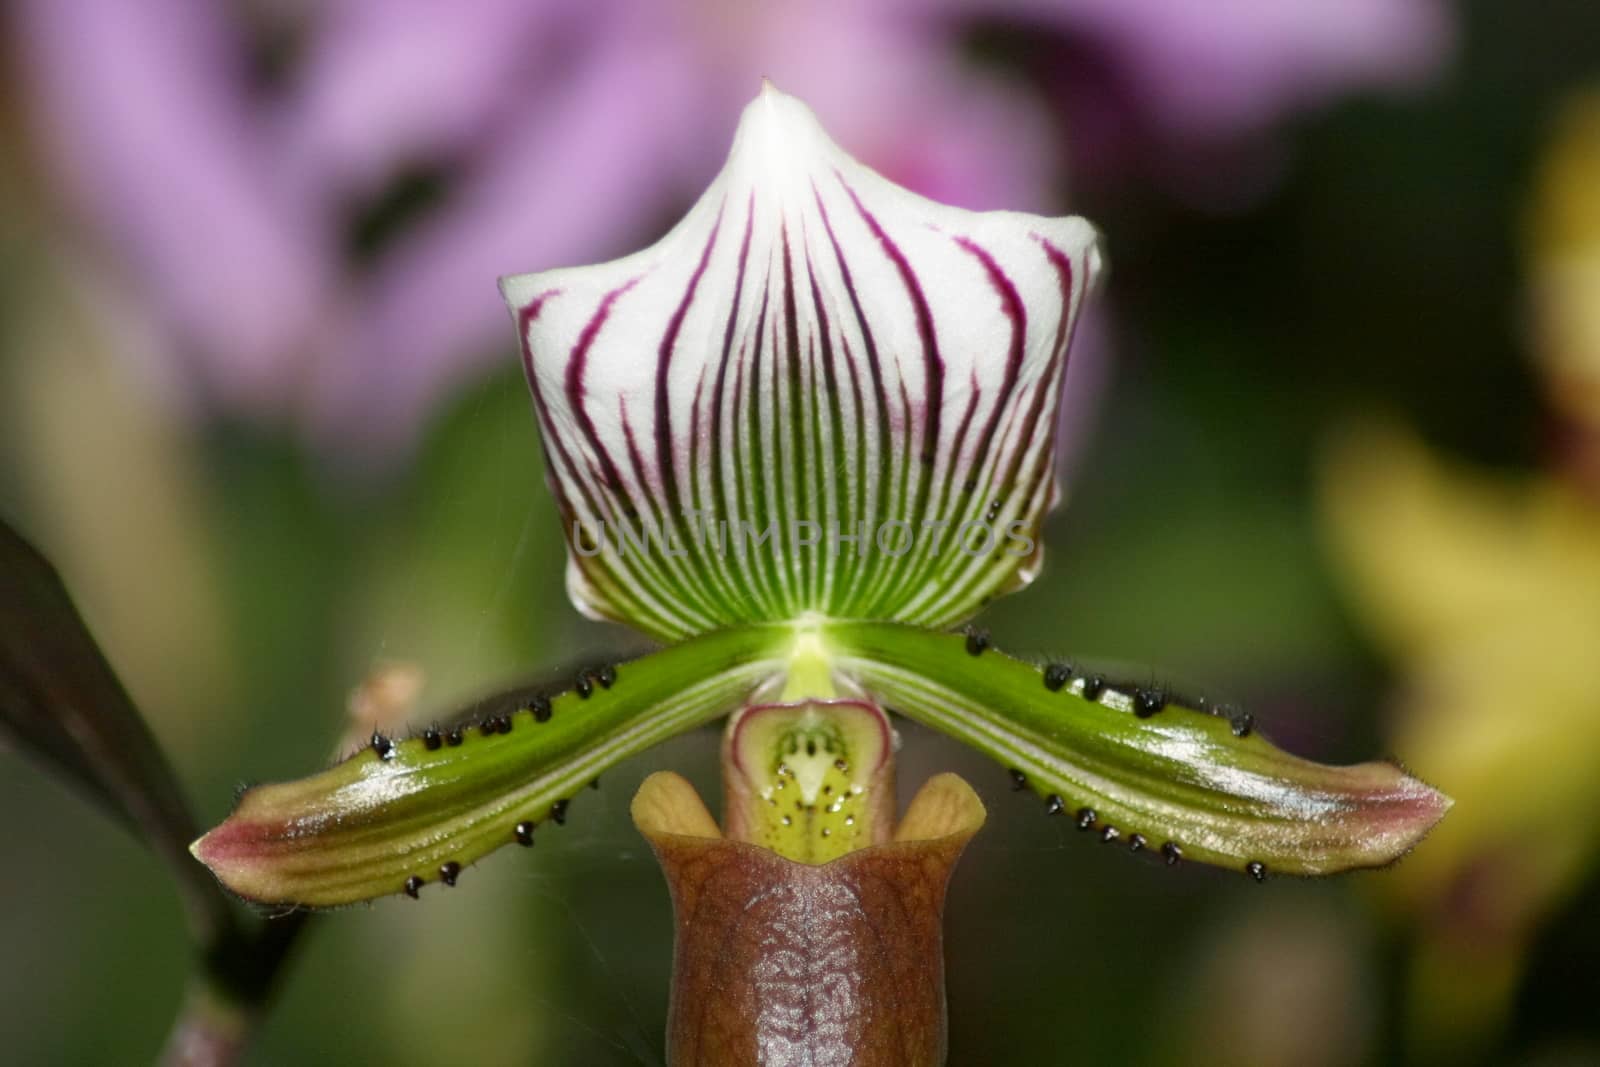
top-left (192, 84), bottom-right (1449, 1058)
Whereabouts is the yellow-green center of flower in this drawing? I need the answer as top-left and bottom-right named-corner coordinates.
top-left (723, 696), bottom-right (893, 863)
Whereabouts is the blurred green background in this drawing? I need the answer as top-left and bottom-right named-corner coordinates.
top-left (4, 1), bottom-right (1600, 1064)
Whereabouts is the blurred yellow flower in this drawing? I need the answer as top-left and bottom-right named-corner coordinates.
top-left (1323, 423), bottom-right (1600, 922)
top-left (1319, 88), bottom-right (1600, 1058)
top-left (1528, 90), bottom-right (1600, 486)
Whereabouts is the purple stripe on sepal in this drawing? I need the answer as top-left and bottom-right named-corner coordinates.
top-left (841, 178), bottom-right (944, 478)
top-left (655, 203), bottom-right (726, 525)
top-left (567, 277), bottom-right (643, 502)
top-left (953, 235), bottom-right (1027, 498)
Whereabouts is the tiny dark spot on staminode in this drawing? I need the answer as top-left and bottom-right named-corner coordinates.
top-left (1043, 663), bottom-right (1071, 691)
top-left (1100, 825), bottom-right (1121, 844)
top-left (1076, 807), bottom-right (1097, 831)
top-left (1045, 794), bottom-right (1065, 816)
top-left (1231, 712), bottom-right (1255, 738)
top-left (964, 628), bottom-right (990, 656)
top-left (1082, 675), bottom-right (1106, 701)
top-left (1128, 833), bottom-right (1147, 853)
top-left (806, 739), bottom-right (817, 757)
top-left (834, 759), bottom-right (848, 772)
top-left (589, 777), bottom-right (600, 790)
top-left (962, 478), bottom-right (978, 493)
top-left (574, 672), bottom-right (594, 699)
top-left (439, 861), bottom-right (460, 886)
top-left (823, 784), bottom-right (832, 795)
top-left (530, 696), bottom-right (552, 723)
top-left (422, 727), bottom-right (442, 751)
top-left (1162, 842), bottom-right (1183, 866)
top-left (596, 664), bottom-right (617, 688)
top-left (446, 728), bottom-right (463, 747)
top-left (404, 875), bottom-right (423, 898)
top-left (370, 732), bottom-right (394, 760)
top-left (551, 798), bottom-right (569, 825)
top-left (1008, 768), bottom-right (1027, 791)
top-left (1134, 688), bottom-right (1166, 719)
top-left (1246, 860), bottom-right (1266, 883)
top-left (515, 821), bottom-right (535, 847)
top-left (496, 715), bottom-right (513, 735)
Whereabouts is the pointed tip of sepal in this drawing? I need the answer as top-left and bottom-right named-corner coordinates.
top-left (727, 78), bottom-right (833, 174)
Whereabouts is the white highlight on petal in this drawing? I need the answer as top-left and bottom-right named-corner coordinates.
top-left (502, 82), bottom-right (1102, 639)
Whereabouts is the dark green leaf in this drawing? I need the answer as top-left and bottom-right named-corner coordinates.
top-left (0, 517), bottom-right (229, 934)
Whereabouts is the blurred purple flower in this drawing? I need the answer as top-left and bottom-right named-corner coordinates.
top-left (14, 0), bottom-right (1452, 460)
top-left (931, 0), bottom-right (1456, 206)
top-left (14, 0), bottom-right (1056, 461)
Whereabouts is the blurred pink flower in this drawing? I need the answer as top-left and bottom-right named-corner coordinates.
top-left (14, 0), bottom-right (1452, 460)
top-left (14, 0), bottom-right (1056, 461)
top-left (932, 0), bottom-right (1456, 205)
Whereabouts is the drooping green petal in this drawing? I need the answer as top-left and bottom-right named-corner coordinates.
top-left (501, 83), bottom-right (1102, 640)
top-left (824, 622), bottom-right (1451, 877)
top-left (193, 625), bottom-right (789, 907)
